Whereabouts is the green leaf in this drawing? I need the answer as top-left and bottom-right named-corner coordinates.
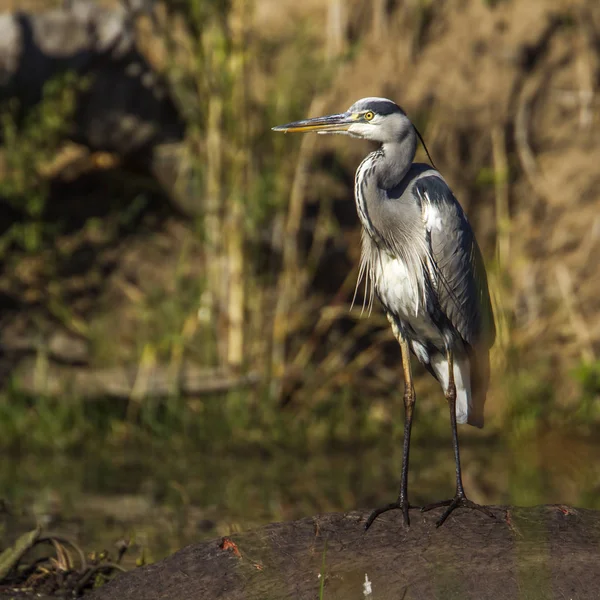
top-left (0, 526), bottom-right (41, 582)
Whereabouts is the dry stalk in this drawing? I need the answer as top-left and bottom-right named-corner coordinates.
top-left (514, 72), bottom-right (551, 203)
top-left (326, 0), bottom-right (347, 61)
top-left (491, 125), bottom-right (510, 267)
top-left (576, 7), bottom-right (597, 130)
top-left (226, 197), bottom-right (245, 368)
top-left (486, 270), bottom-right (510, 372)
top-left (225, 0), bottom-right (253, 369)
top-left (371, 0), bottom-right (387, 39)
top-left (205, 89), bottom-right (226, 362)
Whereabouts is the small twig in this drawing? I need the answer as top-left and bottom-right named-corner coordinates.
top-left (36, 536), bottom-right (88, 571)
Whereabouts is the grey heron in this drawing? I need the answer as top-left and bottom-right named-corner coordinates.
top-left (272, 97), bottom-right (496, 528)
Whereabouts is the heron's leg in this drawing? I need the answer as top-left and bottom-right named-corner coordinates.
top-left (421, 350), bottom-right (495, 527)
top-left (365, 321), bottom-right (417, 530)
top-left (446, 350), bottom-right (466, 497)
top-left (398, 337), bottom-right (416, 512)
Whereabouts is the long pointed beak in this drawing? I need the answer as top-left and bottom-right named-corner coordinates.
top-left (272, 112), bottom-right (353, 134)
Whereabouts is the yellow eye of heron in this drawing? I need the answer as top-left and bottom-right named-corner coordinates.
top-left (364, 111), bottom-right (375, 121)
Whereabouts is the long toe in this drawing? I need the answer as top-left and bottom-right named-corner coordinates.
top-left (421, 499), bottom-right (453, 512)
top-left (364, 499), bottom-right (418, 530)
top-left (421, 496), bottom-right (496, 528)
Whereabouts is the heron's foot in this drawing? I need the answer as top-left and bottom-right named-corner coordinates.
top-left (364, 498), bottom-right (417, 530)
top-left (421, 493), bottom-right (495, 528)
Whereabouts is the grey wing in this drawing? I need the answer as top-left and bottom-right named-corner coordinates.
top-left (414, 175), bottom-right (496, 348)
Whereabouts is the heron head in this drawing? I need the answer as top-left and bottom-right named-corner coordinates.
top-left (272, 97), bottom-right (412, 143)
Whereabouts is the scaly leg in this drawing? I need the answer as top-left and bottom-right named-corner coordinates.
top-left (421, 349), bottom-right (495, 527)
top-left (365, 319), bottom-right (417, 529)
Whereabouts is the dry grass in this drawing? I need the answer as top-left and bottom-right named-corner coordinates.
top-left (5, 0), bottom-right (598, 411)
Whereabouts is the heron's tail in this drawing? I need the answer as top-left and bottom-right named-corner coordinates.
top-left (429, 348), bottom-right (488, 428)
top-left (465, 344), bottom-right (490, 429)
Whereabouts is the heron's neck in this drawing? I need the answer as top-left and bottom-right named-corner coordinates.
top-left (375, 128), bottom-right (417, 190)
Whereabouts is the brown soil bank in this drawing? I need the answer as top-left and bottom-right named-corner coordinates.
top-left (87, 505), bottom-right (599, 600)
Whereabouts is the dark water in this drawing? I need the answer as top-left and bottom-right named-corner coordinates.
top-left (4, 414), bottom-right (599, 569)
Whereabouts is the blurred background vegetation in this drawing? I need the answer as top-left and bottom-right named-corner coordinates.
top-left (0, 0), bottom-right (599, 567)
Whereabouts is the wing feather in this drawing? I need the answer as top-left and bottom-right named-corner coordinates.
top-left (415, 176), bottom-right (495, 348)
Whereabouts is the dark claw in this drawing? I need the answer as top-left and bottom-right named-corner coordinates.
top-left (421, 494), bottom-right (495, 527)
top-left (364, 499), bottom-right (418, 530)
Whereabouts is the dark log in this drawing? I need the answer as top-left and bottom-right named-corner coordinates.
top-left (12, 358), bottom-right (260, 399)
top-left (88, 505), bottom-right (600, 600)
